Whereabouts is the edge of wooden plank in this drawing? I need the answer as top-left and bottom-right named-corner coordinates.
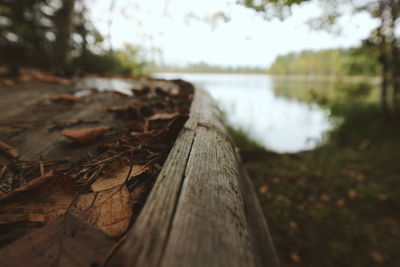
top-left (236, 151), bottom-right (280, 267)
top-left (106, 88), bottom-right (203, 267)
top-left (107, 88), bottom-right (279, 267)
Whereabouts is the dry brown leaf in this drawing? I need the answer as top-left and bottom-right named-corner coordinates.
top-left (370, 251), bottom-right (385, 262)
top-left (0, 173), bottom-right (77, 224)
top-left (61, 126), bottom-right (110, 145)
top-left (0, 213), bottom-right (112, 267)
top-left (106, 105), bottom-right (121, 112)
top-left (0, 171), bottom-right (54, 202)
top-left (0, 140), bottom-right (19, 158)
top-left (73, 185), bottom-right (132, 237)
top-left (17, 74), bottom-right (32, 82)
top-left (272, 177), bottom-right (281, 184)
top-left (2, 79), bottom-right (14, 86)
top-left (348, 190), bottom-right (357, 199)
top-left (147, 112), bottom-right (179, 121)
top-left (127, 121), bottom-right (145, 132)
top-left (130, 131), bottom-right (149, 137)
top-left (336, 197), bottom-right (346, 207)
top-left (0, 167), bottom-right (135, 237)
top-left (377, 194), bottom-right (388, 201)
top-left (91, 165), bottom-right (148, 192)
top-left (290, 252), bottom-right (302, 262)
top-left (320, 194), bottom-right (331, 202)
top-left (30, 71), bottom-right (72, 85)
top-left (50, 94), bottom-right (79, 102)
top-left (289, 221), bottom-right (298, 229)
top-left (258, 185), bottom-right (269, 194)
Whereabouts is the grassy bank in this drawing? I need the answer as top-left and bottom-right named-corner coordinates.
top-left (230, 102), bottom-right (400, 267)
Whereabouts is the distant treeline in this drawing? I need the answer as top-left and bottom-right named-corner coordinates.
top-left (267, 47), bottom-right (380, 76)
top-left (157, 62), bottom-right (266, 74)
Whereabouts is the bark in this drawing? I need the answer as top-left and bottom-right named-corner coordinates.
top-left (390, 0), bottom-right (399, 111)
top-left (381, 43), bottom-right (389, 115)
top-left (53, 0), bottom-right (76, 74)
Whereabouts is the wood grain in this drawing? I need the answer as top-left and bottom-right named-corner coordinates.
top-left (108, 88), bottom-right (279, 267)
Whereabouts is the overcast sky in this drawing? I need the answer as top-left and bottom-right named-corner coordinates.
top-left (89, 0), bottom-right (379, 67)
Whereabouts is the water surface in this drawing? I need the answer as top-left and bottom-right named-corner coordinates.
top-left (157, 73), bottom-right (332, 153)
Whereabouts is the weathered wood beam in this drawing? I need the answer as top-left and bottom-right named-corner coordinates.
top-left (107, 88), bottom-right (279, 267)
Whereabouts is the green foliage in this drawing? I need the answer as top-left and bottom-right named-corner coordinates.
top-left (268, 48), bottom-right (380, 76)
top-left (157, 62), bottom-right (265, 74)
top-left (342, 43), bottom-right (380, 76)
top-left (70, 45), bottom-right (149, 77)
top-left (229, 98), bottom-right (400, 266)
top-left (334, 81), bottom-right (372, 100)
top-left (0, 1), bottom-right (149, 77)
top-left (268, 49), bottom-right (349, 75)
top-left (227, 126), bottom-right (265, 150)
top-left (243, 0), bottom-right (310, 15)
top-left (113, 45), bottom-right (149, 77)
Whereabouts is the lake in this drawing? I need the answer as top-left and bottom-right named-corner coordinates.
top-left (156, 73), bottom-right (333, 153)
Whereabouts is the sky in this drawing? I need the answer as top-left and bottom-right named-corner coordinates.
top-left (89, 0), bottom-right (379, 67)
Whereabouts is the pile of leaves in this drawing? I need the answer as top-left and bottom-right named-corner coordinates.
top-left (0, 79), bottom-right (193, 266)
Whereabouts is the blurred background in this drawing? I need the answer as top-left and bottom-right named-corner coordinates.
top-left (1, 0), bottom-right (399, 266)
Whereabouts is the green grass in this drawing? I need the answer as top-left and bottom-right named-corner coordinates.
top-left (231, 102), bottom-right (400, 267)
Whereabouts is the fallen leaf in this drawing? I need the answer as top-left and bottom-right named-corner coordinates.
top-left (289, 221), bottom-right (298, 229)
top-left (129, 183), bottom-right (147, 203)
top-left (30, 71), bottom-right (72, 85)
top-left (272, 177), bottom-right (281, 184)
top-left (2, 79), bottom-right (14, 86)
top-left (377, 194), bottom-right (388, 201)
top-left (73, 185), bottom-right (133, 237)
top-left (320, 194), bottom-right (331, 202)
top-left (91, 165), bottom-right (148, 192)
top-left (348, 190), bottom-right (357, 199)
top-left (0, 140), bottom-right (19, 158)
top-left (17, 75), bottom-right (31, 82)
top-left (147, 112), bottom-right (179, 121)
top-left (106, 106), bottom-right (121, 112)
top-left (0, 171), bottom-right (54, 202)
top-left (336, 197), bottom-right (346, 207)
top-left (130, 131), bottom-right (149, 137)
top-left (61, 126), bottom-right (111, 145)
top-left (290, 252), bottom-right (302, 262)
top-left (0, 213), bottom-right (112, 267)
top-left (113, 91), bottom-right (131, 97)
top-left (50, 94), bottom-right (79, 102)
top-left (370, 251), bottom-right (385, 263)
top-left (127, 121), bottom-right (145, 132)
top-left (0, 173), bottom-right (77, 224)
top-left (258, 185), bottom-right (269, 194)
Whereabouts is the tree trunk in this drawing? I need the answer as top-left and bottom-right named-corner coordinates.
top-left (390, 0), bottom-right (399, 111)
top-left (53, 0), bottom-right (76, 74)
top-left (379, 0), bottom-right (390, 115)
top-left (381, 44), bottom-right (389, 115)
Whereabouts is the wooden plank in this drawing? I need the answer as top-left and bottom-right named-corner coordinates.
top-left (236, 152), bottom-right (280, 267)
top-left (161, 126), bottom-right (256, 267)
top-left (106, 89), bottom-right (202, 267)
top-left (107, 88), bottom-right (279, 267)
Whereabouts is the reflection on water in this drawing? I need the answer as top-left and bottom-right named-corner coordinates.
top-left (157, 73), bottom-right (333, 153)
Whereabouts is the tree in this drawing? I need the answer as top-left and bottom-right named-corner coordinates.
top-left (242, 0), bottom-right (400, 113)
top-left (53, 0), bottom-right (76, 73)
